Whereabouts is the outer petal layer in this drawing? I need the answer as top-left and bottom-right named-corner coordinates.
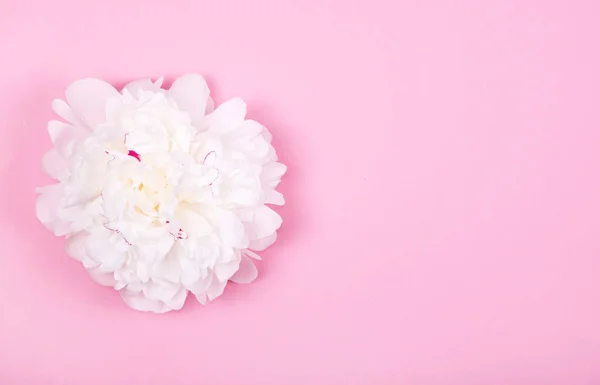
top-left (65, 78), bottom-right (120, 129)
top-left (169, 74), bottom-right (210, 126)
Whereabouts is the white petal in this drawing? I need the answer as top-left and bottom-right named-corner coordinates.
top-left (205, 96), bottom-right (215, 114)
top-left (48, 121), bottom-right (87, 160)
top-left (82, 255), bottom-right (98, 269)
top-left (227, 187), bottom-right (260, 206)
top-left (206, 97), bottom-right (246, 133)
top-left (64, 232), bottom-right (87, 261)
top-left (244, 250), bottom-right (262, 260)
top-left (206, 278), bottom-right (227, 301)
top-left (180, 258), bottom-right (201, 286)
top-left (52, 99), bottom-right (82, 126)
top-left (230, 255), bottom-right (258, 284)
top-left (47, 120), bottom-right (69, 143)
top-left (87, 267), bottom-right (116, 287)
top-left (41, 149), bottom-right (68, 180)
top-left (143, 280), bottom-right (182, 304)
top-left (262, 129), bottom-right (273, 143)
top-left (204, 207), bottom-right (246, 247)
top-left (187, 273), bottom-right (215, 305)
top-left (252, 206), bottom-right (283, 239)
top-left (240, 119), bottom-right (265, 135)
top-left (152, 256), bottom-right (181, 283)
top-left (265, 190), bottom-right (285, 205)
top-left (169, 74), bottom-right (210, 125)
top-left (261, 162), bottom-right (287, 187)
top-left (65, 78), bottom-right (119, 129)
top-left (36, 184), bottom-right (70, 236)
top-left (195, 293), bottom-right (207, 305)
top-left (166, 286), bottom-right (188, 310)
top-left (123, 78), bottom-right (162, 97)
top-left (176, 204), bottom-right (213, 237)
top-left (248, 231), bottom-right (277, 251)
top-left (214, 258), bottom-right (241, 282)
top-left (136, 262), bottom-right (150, 283)
top-left (120, 288), bottom-right (170, 313)
top-left (85, 230), bottom-right (128, 270)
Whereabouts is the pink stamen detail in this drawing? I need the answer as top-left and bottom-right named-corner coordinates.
top-left (209, 169), bottom-right (219, 186)
top-left (128, 150), bottom-right (141, 162)
top-left (102, 223), bottom-right (132, 246)
top-left (203, 150), bottom-right (216, 164)
top-left (169, 227), bottom-right (188, 241)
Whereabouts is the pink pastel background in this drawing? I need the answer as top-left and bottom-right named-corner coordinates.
top-left (1, 0), bottom-right (599, 384)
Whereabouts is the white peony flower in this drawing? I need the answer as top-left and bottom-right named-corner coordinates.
top-left (36, 74), bottom-right (286, 313)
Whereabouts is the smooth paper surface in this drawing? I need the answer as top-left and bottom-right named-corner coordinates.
top-left (0, 0), bottom-right (599, 384)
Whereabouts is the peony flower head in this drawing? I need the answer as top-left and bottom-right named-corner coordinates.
top-left (36, 74), bottom-right (286, 313)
